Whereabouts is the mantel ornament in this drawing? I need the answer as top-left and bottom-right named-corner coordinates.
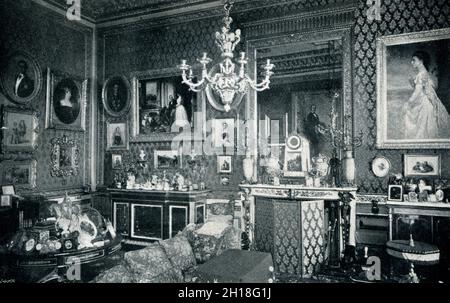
top-left (50, 135), bottom-right (80, 178)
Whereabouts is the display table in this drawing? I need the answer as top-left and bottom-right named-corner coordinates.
top-left (7, 235), bottom-right (122, 282)
top-left (109, 189), bottom-right (209, 244)
top-left (240, 184), bottom-right (357, 278)
top-left (193, 249), bottom-right (274, 283)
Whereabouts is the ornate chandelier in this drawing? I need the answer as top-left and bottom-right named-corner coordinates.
top-left (178, 0), bottom-right (274, 112)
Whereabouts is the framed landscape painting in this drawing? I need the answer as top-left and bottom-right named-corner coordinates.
top-left (376, 28), bottom-right (450, 149)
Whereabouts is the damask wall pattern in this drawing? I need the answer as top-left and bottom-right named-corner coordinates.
top-left (353, 0), bottom-right (450, 193)
top-left (0, 0), bottom-right (94, 195)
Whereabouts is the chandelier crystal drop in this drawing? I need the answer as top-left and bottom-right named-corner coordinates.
top-left (178, 0), bottom-right (274, 112)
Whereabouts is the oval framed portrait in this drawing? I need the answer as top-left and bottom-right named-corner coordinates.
top-left (53, 78), bottom-right (81, 125)
top-left (102, 76), bottom-right (131, 117)
top-left (0, 51), bottom-right (42, 104)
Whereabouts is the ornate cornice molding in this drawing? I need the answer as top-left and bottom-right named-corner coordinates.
top-left (242, 2), bottom-right (357, 39)
top-left (97, 0), bottom-right (357, 35)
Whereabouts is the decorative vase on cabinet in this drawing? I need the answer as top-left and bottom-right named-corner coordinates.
top-left (243, 155), bottom-right (255, 183)
top-left (342, 150), bottom-right (355, 185)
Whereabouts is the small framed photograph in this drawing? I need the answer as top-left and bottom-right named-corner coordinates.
top-left (1, 185), bottom-right (15, 195)
top-left (1, 195), bottom-right (12, 207)
top-left (403, 194), bottom-right (409, 202)
top-left (211, 118), bottom-right (235, 148)
top-left (106, 122), bottom-right (129, 151)
top-left (388, 185), bottom-right (403, 201)
top-left (154, 150), bottom-right (181, 169)
top-left (217, 155), bottom-right (232, 174)
top-left (112, 154), bottom-right (123, 170)
top-left (404, 154), bottom-right (440, 177)
top-left (408, 192), bottom-right (418, 202)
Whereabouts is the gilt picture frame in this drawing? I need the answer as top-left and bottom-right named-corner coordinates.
top-left (106, 121), bottom-right (129, 151)
top-left (102, 75), bottom-right (132, 118)
top-left (50, 135), bottom-right (80, 178)
top-left (376, 28), bottom-right (450, 149)
top-left (0, 51), bottom-right (43, 105)
top-left (154, 150), bottom-right (181, 169)
top-left (404, 154), bottom-right (440, 177)
top-left (45, 68), bottom-right (87, 132)
top-left (1, 106), bottom-right (39, 153)
top-left (0, 160), bottom-right (37, 190)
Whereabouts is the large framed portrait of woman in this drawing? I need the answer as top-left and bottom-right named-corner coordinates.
top-left (0, 51), bottom-right (42, 105)
top-left (376, 28), bottom-right (450, 149)
top-left (45, 68), bottom-right (87, 132)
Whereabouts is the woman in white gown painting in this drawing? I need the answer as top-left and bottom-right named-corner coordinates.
top-left (404, 51), bottom-right (450, 139)
top-left (171, 94), bottom-right (190, 132)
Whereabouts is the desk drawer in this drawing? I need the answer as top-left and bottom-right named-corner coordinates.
top-left (356, 203), bottom-right (388, 216)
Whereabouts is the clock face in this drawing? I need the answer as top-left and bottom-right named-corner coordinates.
top-left (286, 135), bottom-right (302, 150)
top-left (372, 157), bottom-right (391, 178)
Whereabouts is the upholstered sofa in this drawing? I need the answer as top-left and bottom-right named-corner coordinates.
top-left (93, 202), bottom-right (242, 283)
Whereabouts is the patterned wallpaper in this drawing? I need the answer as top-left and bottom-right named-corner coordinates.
top-left (353, 0), bottom-right (450, 193)
top-left (100, 0), bottom-right (450, 195)
top-left (0, 0), bottom-right (94, 195)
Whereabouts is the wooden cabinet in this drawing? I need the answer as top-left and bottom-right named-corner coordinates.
top-left (109, 189), bottom-right (208, 244)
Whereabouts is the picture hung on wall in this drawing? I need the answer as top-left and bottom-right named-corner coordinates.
top-left (388, 185), bottom-right (403, 202)
top-left (112, 154), bottom-right (123, 170)
top-left (50, 135), bottom-right (80, 177)
top-left (0, 51), bottom-right (42, 104)
top-left (106, 122), bottom-right (129, 151)
top-left (376, 28), bottom-right (450, 149)
top-left (0, 160), bottom-right (37, 190)
top-left (217, 155), bottom-right (232, 174)
top-left (1, 106), bottom-right (39, 153)
top-left (102, 76), bottom-right (131, 118)
top-left (45, 68), bottom-right (87, 132)
top-left (404, 154), bottom-right (440, 177)
top-left (130, 74), bottom-right (194, 139)
top-left (154, 150), bottom-right (181, 169)
top-left (211, 118), bottom-right (235, 148)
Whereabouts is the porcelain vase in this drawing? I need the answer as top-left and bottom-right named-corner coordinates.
top-left (342, 150), bottom-right (355, 185)
top-left (243, 156), bottom-right (254, 183)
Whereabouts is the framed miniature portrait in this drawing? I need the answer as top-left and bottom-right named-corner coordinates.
top-left (388, 185), bottom-right (403, 202)
top-left (45, 68), bottom-right (87, 131)
top-left (112, 154), bottom-right (123, 170)
top-left (211, 118), bottom-right (235, 148)
top-left (217, 155), bottom-right (232, 174)
top-left (102, 76), bottom-right (131, 118)
top-left (106, 122), bottom-right (129, 151)
top-left (0, 51), bottom-right (42, 104)
top-left (1, 106), bottom-right (39, 153)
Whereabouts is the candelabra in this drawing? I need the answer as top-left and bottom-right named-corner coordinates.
top-left (178, 0), bottom-right (274, 112)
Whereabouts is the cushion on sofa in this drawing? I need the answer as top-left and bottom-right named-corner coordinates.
top-left (181, 223), bottom-right (242, 264)
top-left (124, 243), bottom-right (181, 283)
top-left (93, 264), bottom-right (135, 283)
top-left (159, 235), bottom-right (197, 279)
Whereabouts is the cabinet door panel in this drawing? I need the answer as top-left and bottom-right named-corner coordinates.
top-left (132, 204), bottom-right (163, 240)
